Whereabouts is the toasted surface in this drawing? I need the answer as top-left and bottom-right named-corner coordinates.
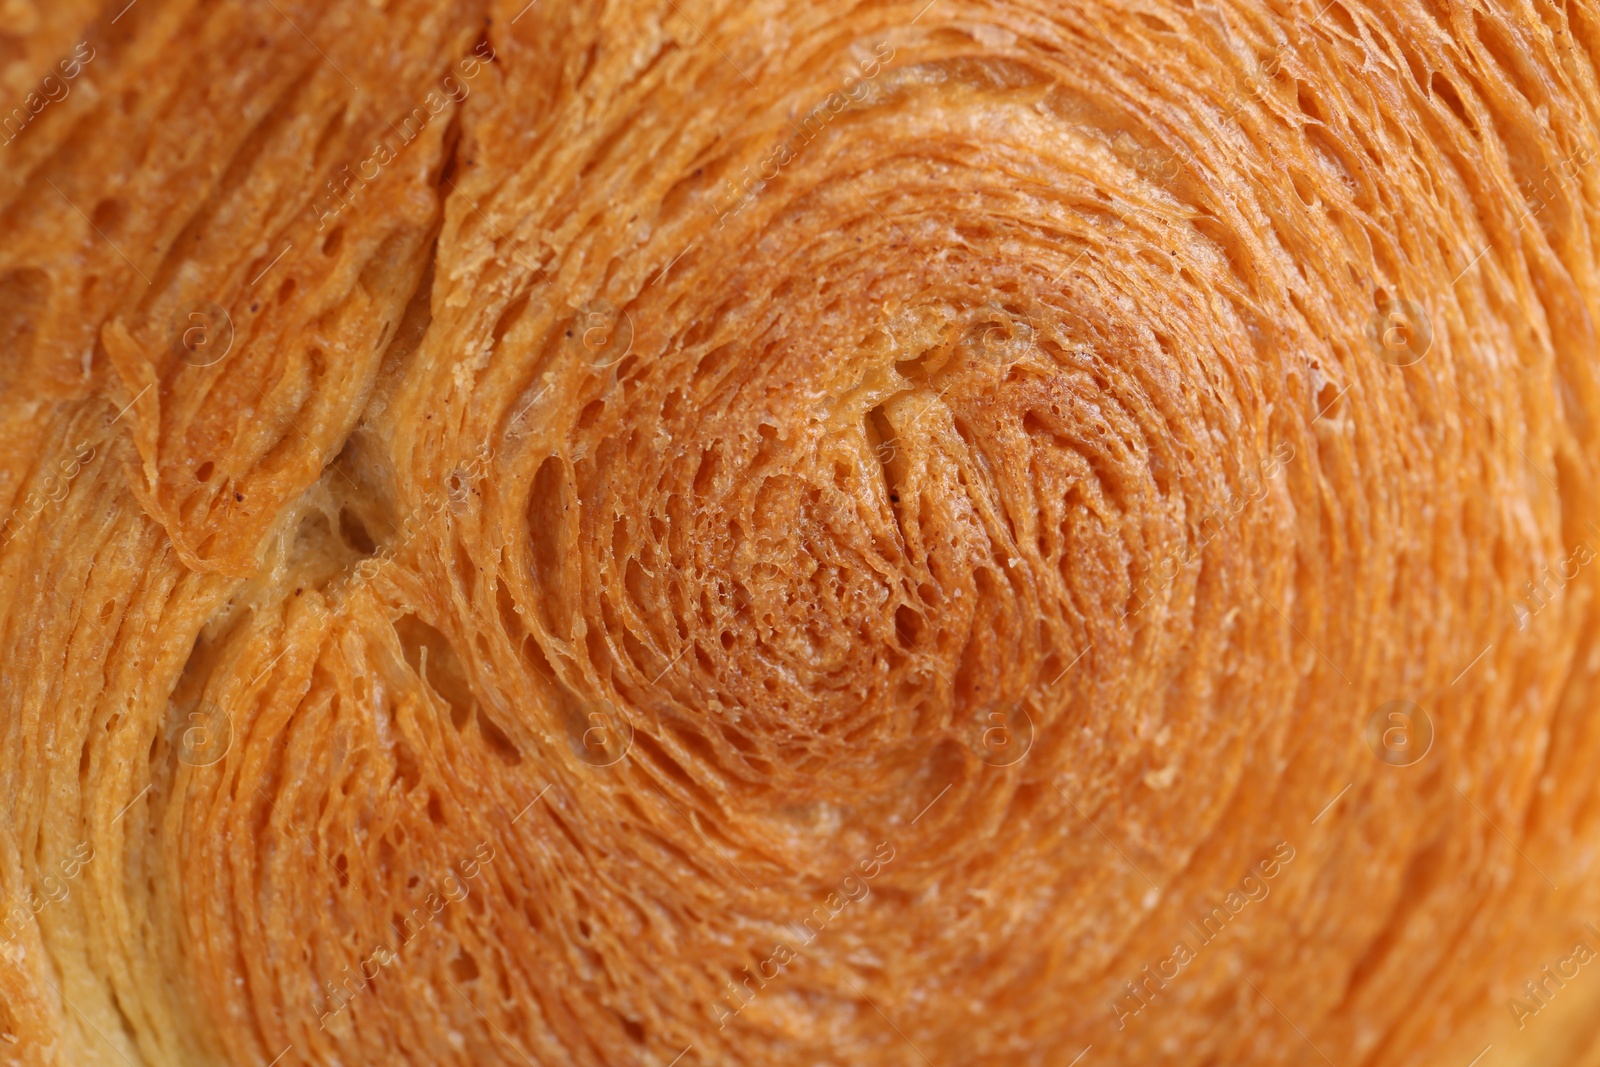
top-left (3, 1), bottom-right (1600, 1065)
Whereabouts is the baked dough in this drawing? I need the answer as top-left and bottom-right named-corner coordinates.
top-left (3, 0), bottom-right (1600, 1064)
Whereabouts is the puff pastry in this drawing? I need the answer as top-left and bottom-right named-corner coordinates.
top-left (3, 0), bottom-right (1600, 1065)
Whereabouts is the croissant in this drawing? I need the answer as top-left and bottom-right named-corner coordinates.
top-left (3, 0), bottom-right (1600, 1064)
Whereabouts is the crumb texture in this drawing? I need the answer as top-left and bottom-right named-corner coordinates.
top-left (2, 0), bottom-right (1600, 1065)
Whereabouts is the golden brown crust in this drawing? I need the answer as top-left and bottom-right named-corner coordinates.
top-left (3, 0), bottom-right (1600, 1064)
